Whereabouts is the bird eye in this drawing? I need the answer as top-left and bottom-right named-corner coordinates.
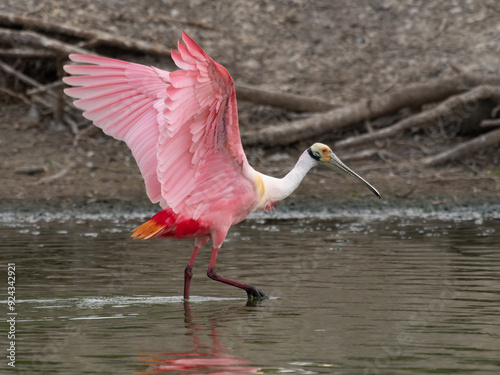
top-left (322, 149), bottom-right (328, 154)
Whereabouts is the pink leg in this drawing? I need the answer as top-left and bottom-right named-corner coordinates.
top-left (207, 246), bottom-right (267, 300)
top-left (184, 246), bottom-right (200, 300)
top-left (184, 237), bottom-right (209, 300)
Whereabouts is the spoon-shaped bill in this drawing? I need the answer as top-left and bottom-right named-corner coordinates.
top-left (328, 154), bottom-right (381, 198)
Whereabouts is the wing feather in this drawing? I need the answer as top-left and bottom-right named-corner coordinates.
top-left (64, 33), bottom-right (256, 225)
top-left (64, 54), bottom-right (169, 204)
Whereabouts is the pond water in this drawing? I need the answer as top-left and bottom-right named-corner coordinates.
top-left (1, 204), bottom-right (499, 374)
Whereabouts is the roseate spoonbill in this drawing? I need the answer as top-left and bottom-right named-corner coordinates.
top-left (63, 32), bottom-right (380, 300)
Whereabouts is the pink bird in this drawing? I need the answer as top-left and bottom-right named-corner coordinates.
top-left (63, 32), bottom-right (380, 300)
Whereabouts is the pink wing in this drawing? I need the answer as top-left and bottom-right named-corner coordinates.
top-left (63, 54), bottom-right (169, 205)
top-left (157, 32), bottom-right (254, 220)
top-left (64, 32), bottom-right (255, 223)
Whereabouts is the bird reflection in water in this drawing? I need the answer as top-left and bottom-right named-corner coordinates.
top-left (136, 301), bottom-right (260, 374)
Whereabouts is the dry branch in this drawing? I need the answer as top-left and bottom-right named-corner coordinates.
top-left (421, 126), bottom-right (500, 167)
top-left (0, 61), bottom-right (71, 103)
top-left (0, 60), bottom-right (80, 125)
top-left (480, 119), bottom-right (500, 128)
top-left (336, 85), bottom-right (500, 149)
top-left (0, 12), bottom-right (172, 57)
top-left (0, 28), bottom-right (90, 56)
top-left (0, 48), bottom-right (55, 58)
top-left (0, 87), bottom-right (30, 104)
top-left (26, 81), bottom-right (65, 96)
top-left (0, 60), bottom-right (53, 92)
top-left (242, 74), bottom-right (500, 147)
top-left (235, 83), bottom-right (335, 113)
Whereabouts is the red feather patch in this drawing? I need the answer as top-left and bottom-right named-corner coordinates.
top-left (131, 208), bottom-right (209, 240)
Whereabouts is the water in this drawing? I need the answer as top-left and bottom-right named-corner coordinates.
top-left (1, 205), bottom-right (499, 374)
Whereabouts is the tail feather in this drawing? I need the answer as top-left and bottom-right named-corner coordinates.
top-left (131, 220), bottom-right (166, 240)
top-left (131, 208), bottom-right (209, 240)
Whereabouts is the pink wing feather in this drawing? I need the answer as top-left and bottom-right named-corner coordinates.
top-left (64, 55), bottom-right (169, 205)
top-left (64, 32), bottom-right (255, 223)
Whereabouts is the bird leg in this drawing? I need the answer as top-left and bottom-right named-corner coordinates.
top-left (184, 236), bottom-right (210, 300)
top-left (207, 246), bottom-right (268, 300)
top-left (184, 245), bottom-right (201, 299)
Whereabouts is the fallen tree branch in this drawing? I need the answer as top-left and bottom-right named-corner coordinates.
top-left (0, 12), bottom-right (172, 57)
top-left (0, 60), bottom-right (72, 105)
top-left (242, 74), bottom-right (500, 146)
top-left (0, 27), bottom-right (90, 56)
top-left (480, 119), bottom-right (500, 128)
top-left (235, 83), bottom-right (336, 113)
top-left (0, 60), bottom-right (81, 125)
top-left (0, 47), bottom-right (55, 58)
top-left (0, 87), bottom-right (30, 105)
top-left (335, 85), bottom-right (500, 149)
top-left (421, 126), bottom-right (500, 167)
top-left (0, 60), bottom-right (54, 93)
top-left (26, 81), bottom-right (65, 96)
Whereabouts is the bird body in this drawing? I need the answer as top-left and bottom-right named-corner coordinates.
top-left (64, 32), bottom-right (380, 300)
top-left (131, 150), bottom-right (318, 240)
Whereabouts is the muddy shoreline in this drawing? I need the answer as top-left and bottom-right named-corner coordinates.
top-left (2, 194), bottom-right (499, 224)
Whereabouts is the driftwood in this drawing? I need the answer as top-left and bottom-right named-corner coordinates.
top-left (236, 83), bottom-right (335, 113)
top-left (0, 60), bottom-right (58, 94)
top-left (0, 87), bottom-right (30, 105)
top-left (421, 127), bottom-right (500, 167)
top-left (0, 28), bottom-right (90, 56)
top-left (0, 12), bottom-right (172, 57)
top-left (0, 47), bottom-right (55, 58)
top-left (242, 74), bottom-right (500, 146)
top-left (481, 119), bottom-right (500, 128)
top-left (26, 81), bottom-right (65, 96)
top-left (336, 85), bottom-right (500, 149)
top-left (0, 60), bottom-right (78, 125)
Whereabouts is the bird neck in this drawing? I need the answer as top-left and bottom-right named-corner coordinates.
top-left (280, 152), bottom-right (317, 197)
top-left (258, 152), bottom-right (316, 207)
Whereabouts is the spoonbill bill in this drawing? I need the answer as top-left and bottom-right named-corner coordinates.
top-left (63, 32), bottom-right (380, 300)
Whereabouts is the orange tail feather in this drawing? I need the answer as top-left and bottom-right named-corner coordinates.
top-left (131, 220), bottom-right (165, 240)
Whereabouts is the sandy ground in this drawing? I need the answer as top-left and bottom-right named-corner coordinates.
top-left (1, 0), bottom-right (500, 210)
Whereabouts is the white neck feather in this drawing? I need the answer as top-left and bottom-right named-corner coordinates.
top-left (257, 152), bottom-right (317, 207)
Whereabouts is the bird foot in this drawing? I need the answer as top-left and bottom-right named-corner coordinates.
top-left (246, 286), bottom-right (268, 301)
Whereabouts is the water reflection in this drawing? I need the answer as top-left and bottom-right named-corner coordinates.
top-left (138, 301), bottom-right (260, 374)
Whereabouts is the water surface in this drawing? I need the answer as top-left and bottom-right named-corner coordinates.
top-left (1, 205), bottom-right (499, 374)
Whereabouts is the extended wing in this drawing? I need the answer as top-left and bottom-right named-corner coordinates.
top-left (64, 54), bottom-right (169, 205)
top-left (64, 33), bottom-right (255, 222)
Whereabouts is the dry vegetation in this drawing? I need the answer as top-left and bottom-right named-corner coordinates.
top-left (1, 0), bottom-right (500, 207)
